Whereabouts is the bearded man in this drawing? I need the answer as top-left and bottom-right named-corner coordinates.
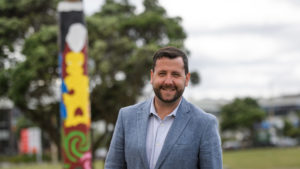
top-left (105, 46), bottom-right (223, 169)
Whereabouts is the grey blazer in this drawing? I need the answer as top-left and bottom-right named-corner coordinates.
top-left (105, 98), bottom-right (222, 169)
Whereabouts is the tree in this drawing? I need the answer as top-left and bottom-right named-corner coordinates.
top-left (0, 0), bottom-right (61, 151)
top-left (220, 97), bottom-right (266, 145)
top-left (0, 0), bottom-right (199, 157)
top-left (283, 119), bottom-right (300, 138)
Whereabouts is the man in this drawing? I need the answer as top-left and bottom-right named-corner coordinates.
top-left (105, 46), bottom-right (222, 169)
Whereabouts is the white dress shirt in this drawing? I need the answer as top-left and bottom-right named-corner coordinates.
top-left (146, 98), bottom-right (182, 169)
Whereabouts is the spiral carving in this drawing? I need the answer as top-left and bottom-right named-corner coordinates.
top-left (64, 131), bottom-right (90, 162)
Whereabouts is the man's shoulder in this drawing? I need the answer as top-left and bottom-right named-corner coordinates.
top-left (119, 99), bottom-right (150, 115)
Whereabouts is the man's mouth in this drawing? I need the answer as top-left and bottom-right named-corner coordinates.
top-left (160, 86), bottom-right (176, 91)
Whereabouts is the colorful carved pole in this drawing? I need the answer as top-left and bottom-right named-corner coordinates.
top-left (58, 1), bottom-right (92, 169)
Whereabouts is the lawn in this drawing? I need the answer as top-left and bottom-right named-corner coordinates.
top-left (1, 147), bottom-right (300, 169)
top-left (0, 160), bottom-right (105, 169)
top-left (223, 146), bottom-right (300, 169)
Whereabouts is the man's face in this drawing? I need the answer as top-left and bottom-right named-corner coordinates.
top-left (151, 57), bottom-right (190, 103)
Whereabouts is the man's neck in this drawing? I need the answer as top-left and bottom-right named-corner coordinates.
top-left (154, 97), bottom-right (181, 120)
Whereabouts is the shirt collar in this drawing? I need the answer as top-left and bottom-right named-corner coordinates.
top-left (150, 97), bottom-right (182, 118)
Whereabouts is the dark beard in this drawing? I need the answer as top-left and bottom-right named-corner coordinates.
top-left (153, 85), bottom-right (184, 103)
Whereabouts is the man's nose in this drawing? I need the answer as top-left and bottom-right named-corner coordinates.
top-left (164, 75), bottom-right (173, 84)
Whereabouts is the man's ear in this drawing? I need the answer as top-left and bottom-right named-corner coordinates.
top-left (150, 69), bottom-right (154, 84)
top-left (185, 72), bottom-right (191, 86)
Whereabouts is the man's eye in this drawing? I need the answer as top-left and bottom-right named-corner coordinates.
top-left (159, 72), bottom-right (166, 76)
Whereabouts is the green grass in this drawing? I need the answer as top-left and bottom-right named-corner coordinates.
top-left (2, 147), bottom-right (300, 169)
top-left (223, 146), bottom-right (300, 169)
top-left (0, 160), bottom-right (104, 169)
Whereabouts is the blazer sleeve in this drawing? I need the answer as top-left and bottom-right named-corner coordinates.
top-left (198, 117), bottom-right (223, 169)
top-left (105, 109), bottom-right (127, 169)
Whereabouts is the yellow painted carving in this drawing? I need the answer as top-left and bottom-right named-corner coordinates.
top-left (63, 52), bottom-right (90, 127)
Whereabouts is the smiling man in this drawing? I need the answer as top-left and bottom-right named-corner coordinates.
top-left (105, 46), bottom-right (223, 169)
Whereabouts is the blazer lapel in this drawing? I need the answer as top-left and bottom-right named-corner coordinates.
top-left (155, 98), bottom-right (191, 169)
top-left (137, 100), bottom-right (151, 169)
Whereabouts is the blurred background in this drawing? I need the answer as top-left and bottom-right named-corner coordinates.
top-left (0, 0), bottom-right (300, 169)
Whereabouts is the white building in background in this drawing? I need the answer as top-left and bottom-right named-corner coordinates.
top-left (259, 94), bottom-right (300, 127)
top-left (191, 94), bottom-right (300, 148)
top-left (191, 94), bottom-right (300, 124)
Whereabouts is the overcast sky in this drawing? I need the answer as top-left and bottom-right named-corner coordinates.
top-left (83, 0), bottom-right (300, 100)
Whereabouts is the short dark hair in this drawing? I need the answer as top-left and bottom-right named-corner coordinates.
top-left (152, 46), bottom-right (189, 74)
